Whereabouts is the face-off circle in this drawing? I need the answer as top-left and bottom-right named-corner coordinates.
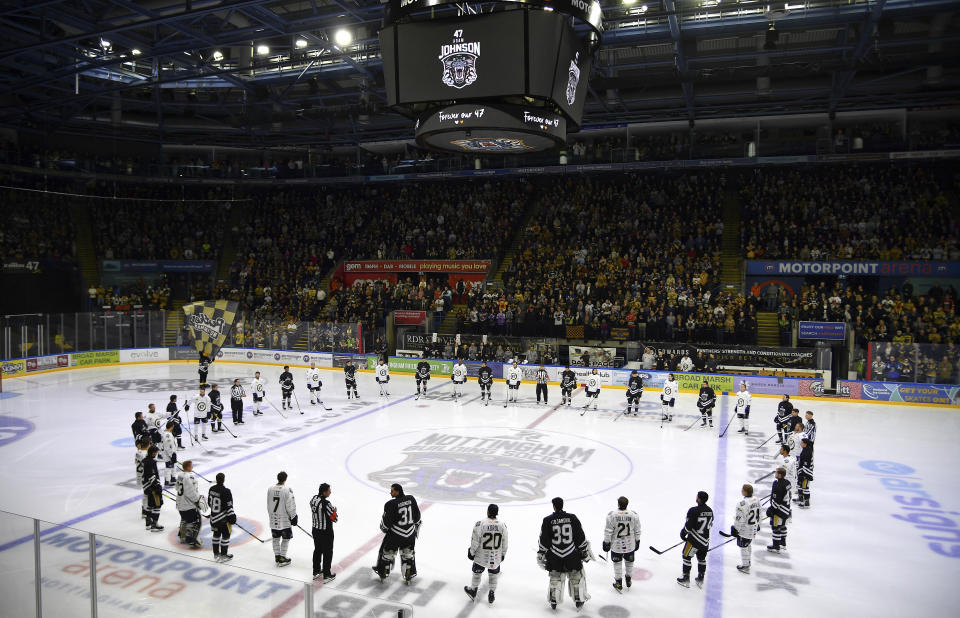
top-left (347, 426), bottom-right (632, 505)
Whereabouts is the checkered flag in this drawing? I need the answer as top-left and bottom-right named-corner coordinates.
top-left (182, 299), bottom-right (239, 361)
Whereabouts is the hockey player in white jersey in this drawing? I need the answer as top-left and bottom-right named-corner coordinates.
top-left (730, 483), bottom-right (762, 573)
top-left (464, 503), bottom-right (508, 605)
top-left (777, 444), bottom-right (799, 501)
top-left (603, 496), bottom-right (641, 593)
top-left (160, 422), bottom-right (178, 487)
top-left (176, 460), bottom-right (203, 548)
top-left (505, 361), bottom-right (522, 405)
top-left (376, 359), bottom-right (390, 396)
top-left (735, 382), bottom-right (752, 434)
top-left (267, 471), bottom-right (298, 567)
top-left (583, 368), bottom-right (601, 410)
top-left (251, 371), bottom-right (266, 416)
top-left (451, 360), bottom-right (468, 399)
top-left (306, 362), bottom-right (323, 405)
top-left (660, 373), bottom-right (679, 422)
top-left (185, 387), bottom-right (211, 441)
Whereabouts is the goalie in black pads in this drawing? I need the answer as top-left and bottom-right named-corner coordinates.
top-left (538, 497), bottom-right (593, 611)
top-left (626, 370), bottom-right (643, 415)
top-left (464, 503), bottom-right (508, 605)
top-left (677, 491), bottom-right (713, 589)
top-left (415, 359), bottom-right (430, 399)
top-left (603, 496), bottom-right (641, 593)
top-left (373, 483), bottom-right (421, 584)
top-left (697, 380), bottom-right (716, 427)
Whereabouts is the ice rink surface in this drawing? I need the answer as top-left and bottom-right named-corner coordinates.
top-left (1, 361), bottom-right (959, 617)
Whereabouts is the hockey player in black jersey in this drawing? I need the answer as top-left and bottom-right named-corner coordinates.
top-left (697, 381), bottom-right (716, 427)
top-left (678, 491), bottom-right (714, 589)
top-left (373, 484), bottom-right (422, 584)
top-left (560, 366), bottom-right (577, 406)
top-left (775, 395), bottom-right (794, 444)
top-left (141, 445), bottom-right (164, 532)
top-left (797, 438), bottom-right (814, 508)
top-left (477, 362), bottom-right (493, 406)
top-left (208, 384), bottom-right (225, 433)
top-left (279, 366), bottom-right (294, 411)
top-left (804, 411), bottom-right (817, 444)
top-left (198, 354), bottom-right (210, 388)
top-left (626, 371), bottom-right (643, 415)
top-left (415, 360), bottom-right (431, 399)
top-left (767, 467), bottom-right (792, 552)
top-left (208, 473), bottom-right (237, 562)
top-left (131, 412), bottom-right (148, 443)
top-left (165, 395), bottom-right (185, 448)
top-left (344, 361), bottom-right (359, 399)
top-left (538, 497), bottom-right (593, 611)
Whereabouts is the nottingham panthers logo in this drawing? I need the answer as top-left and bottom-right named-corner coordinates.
top-left (439, 29), bottom-right (479, 89)
top-left (351, 427), bottom-right (630, 504)
top-left (566, 52), bottom-right (581, 106)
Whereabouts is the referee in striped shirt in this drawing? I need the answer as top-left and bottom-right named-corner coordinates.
top-left (230, 379), bottom-right (246, 424)
top-left (310, 483), bottom-right (338, 582)
top-left (536, 364), bottom-right (549, 404)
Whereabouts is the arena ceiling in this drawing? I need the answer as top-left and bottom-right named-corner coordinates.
top-left (0, 0), bottom-right (957, 147)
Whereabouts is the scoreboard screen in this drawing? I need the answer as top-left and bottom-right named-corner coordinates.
top-left (382, 9), bottom-right (592, 127)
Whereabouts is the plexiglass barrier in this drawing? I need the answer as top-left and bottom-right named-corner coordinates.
top-left (0, 510), bottom-right (411, 617)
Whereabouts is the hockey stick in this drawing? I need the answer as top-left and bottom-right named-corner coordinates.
top-left (220, 422), bottom-right (238, 438)
top-left (718, 529), bottom-right (736, 538)
top-left (649, 541), bottom-right (684, 555)
top-left (754, 433), bottom-right (777, 450)
top-left (263, 395), bottom-right (287, 419)
top-left (718, 413), bottom-right (736, 438)
top-left (613, 407), bottom-right (628, 422)
top-left (296, 523), bottom-right (313, 539)
top-left (293, 391), bottom-right (304, 415)
top-left (660, 404), bottom-right (666, 429)
top-left (754, 470), bottom-right (776, 483)
top-left (177, 463), bottom-right (214, 484)
top-left (318, 400), bottom-right (332, 411)
top-left (707, 538), bottom-right (737, 552)
top-left (682, 415), bottom-right (703, 432)
top-left (236, 522), bottom-right (266, 543)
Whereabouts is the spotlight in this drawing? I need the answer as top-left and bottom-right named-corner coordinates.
top-left (99, 39), bottom-right (111, 49)
top-left (334, 29), bottom-right (352, 47)
top-left (212, 50), bottom-right (224, 62)
top-left (131, 48), bottom-right (141, 56)
top-left (295, 38), bottom-right (308, 49)
top-left (256, 44), bottom-right (270, 56)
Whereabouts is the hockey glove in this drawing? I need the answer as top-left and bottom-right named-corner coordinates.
top-left (602, 541), bottom-right (611, 553)
top-left (468, 548), bottom-right (475, 561)
top-left (730, 525), bottom-right (739, 538)
top-left (537, 551), bottom-right (547, 570)
top-left (229, 514), bottom-right (237, 525)
top-left (635, 540), bottom-right (641, 552)
top-left (290, 515), bottom-right (298, 527)
top-left (580, 542), bottom-right (595, 563)
top-left (765, 506), bottom-right (774, 518)
top-left (380, 521), bottom-right (388, 533)
top-left (680, 528), bottom-right (689, 541)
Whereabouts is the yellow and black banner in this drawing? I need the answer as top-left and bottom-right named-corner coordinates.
top-left (182, 300), bottom-right (239, 360)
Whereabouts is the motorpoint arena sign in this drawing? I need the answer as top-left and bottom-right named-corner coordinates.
top-left (347, 426), bottom-right (631, 505)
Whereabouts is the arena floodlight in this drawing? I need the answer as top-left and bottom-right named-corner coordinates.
top-left (295, 38), bottom-right (309, 49)
top-left (334, 29), bottom-right (352, 47)
top-left (212, 50), bottom-right (224, 62)
top-left (131, 48), bottom-right (141, 55)
top-left (256, 44), bottom-right (270, 56)
top-left (99, 39), bottom-right (111, 49)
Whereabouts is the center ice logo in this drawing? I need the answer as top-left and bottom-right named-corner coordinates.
top-left (350, 427), bottom-right (630, 504)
